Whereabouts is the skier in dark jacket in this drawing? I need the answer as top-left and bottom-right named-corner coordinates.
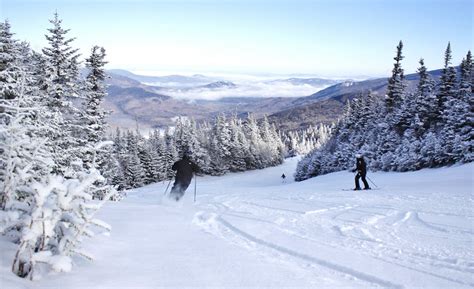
top-left (281, 173), bottom-right (286, 183)
top-left (169, 154), bottom-right (199, 201)
top-left (353, 154), bottom-right (370, 190)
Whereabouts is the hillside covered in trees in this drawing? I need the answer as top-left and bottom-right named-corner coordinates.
top-left (296, 42), bottom-right (473, 181)
top-left (110, 115), bottom-right (287, 190)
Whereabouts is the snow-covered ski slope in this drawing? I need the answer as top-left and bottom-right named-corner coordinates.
top-left (2, 158), bottom-right (473, 289)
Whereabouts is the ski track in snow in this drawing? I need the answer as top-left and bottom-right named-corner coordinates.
top-left (2, 158), bottom-right (473, 288)
top-left (189, 159), bottom-right (474, 288)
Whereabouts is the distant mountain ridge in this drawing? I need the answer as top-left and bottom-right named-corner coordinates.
top-left (268, 67), bottom-right (455, 131)
top-left (268, 77), bottom-right (340, 86)
top-left (103, 67), bottom-right (449, 132)
top-left (108, 69), bottom-right (215, 87)
top-left (104, 71), bottom-right (295, 129)
top-left (199, 81), bottom-right (237, 89)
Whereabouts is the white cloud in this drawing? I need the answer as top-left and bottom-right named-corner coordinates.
top-left (158, 81), bottom-right (330, 100)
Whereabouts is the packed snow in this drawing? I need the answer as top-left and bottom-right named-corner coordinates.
top-left (1, 157), bottom-right (473, 288)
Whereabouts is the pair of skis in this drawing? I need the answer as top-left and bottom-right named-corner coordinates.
top-left (341, 188), bottom-right (381, 191)
top-left (163, 174), bottom-right (197, 202)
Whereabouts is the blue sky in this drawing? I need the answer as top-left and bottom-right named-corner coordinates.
top-left (1, 0), bottom-right (472, 77)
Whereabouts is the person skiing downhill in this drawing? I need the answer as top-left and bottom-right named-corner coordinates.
top-left (353, 154), bottom-right (370, 190)
top-left (169, 154), bottom-right (199, 201)
top-left (281, 173), bottom-right (286, 183)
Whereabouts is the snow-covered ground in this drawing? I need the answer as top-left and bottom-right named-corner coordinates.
top-left (2, 158), bottom-right (473, 288)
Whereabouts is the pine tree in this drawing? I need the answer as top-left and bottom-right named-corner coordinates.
top-left (443, 51), bottom-right (472, 162)
top-left (163, 127), bottom-right (178, 178)
top-left (0, 20), bottom-right (20, 193)
top-left (258, 115), bottom-right (278, 166)
top-left (244, 113), bottom-right (262, 169)
top-left (228, 116), bottom-right (248, 171)
top-left (84, 47), bottom-right (108, 144)
top-left (209, 114), bottom-right (231, 174)
top-left (41, 13), bottom-right (83, 175)
top-left (269, 122), bottom-right (286, 165)
top-left (186, 119), bottom-right (210, 173)
top-left (415, 58), bottom-right (437, 132)
top-left (125, 150), bottom-right (144, 188)
top-left (437, 43), bottom-right (460, 163)
top-left (123, 131), bottom-right (144, 188)
top-left (0, 20), bottom-right (20, 101)
top-left (111, 128), bottom-right (127, 190)
top-left (0, 70), bottom-right (53, 217)
top-left (458, 51), bottom-right (473, 162)
top-left (149, 129), bottom-right (167, 180)
top-left (81, 46), bottom-right (116, 199)
top-left (437, 42), bottom-right (457, 123)
top-left (42, 12), bottom-right (80, 106)
top-left (138, 144), bottom-right (155, 184)
top-left (386, 40), bottom-right (405, 113)
top-left (147, 148), bottom-right (163, 182)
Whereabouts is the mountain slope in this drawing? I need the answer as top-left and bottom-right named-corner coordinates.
top-left (2, 159), bottom-right (472, 288)
top-left (269, 67), bottom-right (451, 131)
top-left (104, 72), bottom-right (297, 129)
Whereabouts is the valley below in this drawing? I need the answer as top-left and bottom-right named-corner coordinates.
top-left (104, 67), bottom-right (448, 132)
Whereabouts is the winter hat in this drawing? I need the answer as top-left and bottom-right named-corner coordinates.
top-left (355, 153), bottom-right (362, 158)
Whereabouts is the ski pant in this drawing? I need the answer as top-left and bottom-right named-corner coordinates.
top-left (169, 180), bottom-right (191, 201)
top-left (355, 172), bottom-right (370, 189)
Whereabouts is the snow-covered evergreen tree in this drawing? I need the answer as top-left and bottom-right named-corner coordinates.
top-left (0, 20), bottom-right (20, 101)
top-left (209, 114), bottom-right (231, 175)
top-left (441, 50), bottom-right (472, 163)
top-left (228, 116), bottom-right (249, 171)
top-left (457, 51), bottom-right (473, 162)
top-left (82, 46), bottom-right (108, 163)
top-left (123, 131), bottom-right (144, 188)
top-left (41, 13), bottom-right (80, 105)
top-left (11, 155), bottom-right (113, 279)
top-left (186, 119), bottom-right (210, 173)
top-left (0, 70), bottom-right (53, 232)
top-left (437, 43), bottom-right (460, 163)
top-left (437, 43), bottom-right (458, 123)
top-left (243, 113), bottom-right (263, 169)
top-left (163, 127), bottom-right (179, 178)
top-left (41, 13), bottom-right (83, 175)
top-left (414, 58), bottom-right (437, 133)
top-left (386, 40), bottom-right (405, 113)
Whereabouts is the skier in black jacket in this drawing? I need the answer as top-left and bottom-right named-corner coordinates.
top-left (353, 154), bottom-right (370, 190)
top-left (169, 154), bottom-right (199, 201)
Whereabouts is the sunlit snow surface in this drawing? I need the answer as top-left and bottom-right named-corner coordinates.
top-left (2, 158), bottom-right (473, 288)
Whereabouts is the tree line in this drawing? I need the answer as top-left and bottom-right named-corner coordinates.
top-left (110, 114), bottom-right (287, 190)
top-left (282, 124), bottom-right (332, 157)
top-left (296, 41), bottom-right (472, 181)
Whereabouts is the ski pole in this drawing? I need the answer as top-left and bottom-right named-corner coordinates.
top-left (354, 171), bottom-right (378, 189)
top-left (163, 178), bottom-right (172, 196)
top-left (366, 175), bottom-right (378, 188)
top-left (193, 174), bottom-right (197, 203)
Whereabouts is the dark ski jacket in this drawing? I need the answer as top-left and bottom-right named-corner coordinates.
top-left (356, 158), bottom-right (367, 175)
top-left (172, 156), bottom-right (199, 186)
